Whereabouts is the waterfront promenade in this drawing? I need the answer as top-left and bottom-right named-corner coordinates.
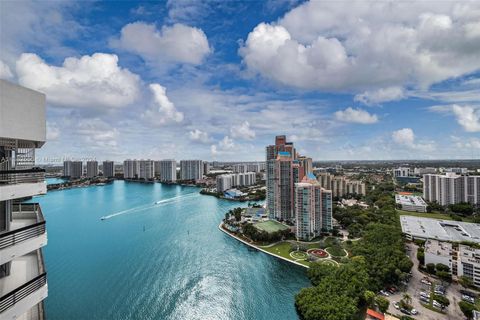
top-left (218, 222), bottom-right (309, 269)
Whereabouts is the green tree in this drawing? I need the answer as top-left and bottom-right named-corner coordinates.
top-left (459, 275), bottom-right (474, 288)
top-left (307, 263), bottom-right (336, 286)
top-left (426, 263), bottom-right (436, 274)
top-left (375, 296), bottom-right (390, 313)
top-left (402, 293), bottom-right (412, 306)
top-left (459, 301), bottom-right (477, 319)
top-left (436, 263), bottom-right (450, 272)
top-left (364, 290), bottom-right (375, 308)
top-left (433, 294), bottom-right (450, 307)
top-left (436, 270), bottom-right (452, 281)
top-left (416, 248), bottom-right (425, 265)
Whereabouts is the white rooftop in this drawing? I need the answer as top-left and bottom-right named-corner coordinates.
top-left (395, 194), bottom-right (427, 207)
top-left (400, 215), bottom-right (480, 243)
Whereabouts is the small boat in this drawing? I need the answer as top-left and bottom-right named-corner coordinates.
top-left (155, 200), bottom-right (162, 204)
top-left (100, 217), bottom-right (106, 221)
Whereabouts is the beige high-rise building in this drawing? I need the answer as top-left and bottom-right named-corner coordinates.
top-left (315, 172), bottom-right (366, 198)
top-left (295, 174), bottom-right (332, 240)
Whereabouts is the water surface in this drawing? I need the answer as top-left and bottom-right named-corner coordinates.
top-left (36, 181), bottom-right (309, 320)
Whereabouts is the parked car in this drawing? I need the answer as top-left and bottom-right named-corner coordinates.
top-left (433, 300), bottom-right (444, 309)
top-left (421, 279), bottom-right (432, 285)
top-left (379, 290), bottom-right (390, 296)
top-left (400, 308), bottom-right (411, 315)
top-left (388, 287), bottom-right (397, 294)
top-left (419, 296), bottom-right (430, 303)
top-left (393, 301), bottom-right (399, 309)
top-left (411, 309), bottom-right (418, 315)
top-left (462, 295), bottom-right (475, 304)
top-left (434, 285), bottom-right (446, 295)
top-left (420, 291), bottom-right (430, 298)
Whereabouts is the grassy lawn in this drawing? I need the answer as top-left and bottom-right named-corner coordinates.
top-left (397, 209), bottom-right (454, 221)
top-left (261, 242), bottom-right (312, 267)
top-left (254, 220), bottom-right (290, 233)
top-left (326, 246), bottom-right (347, 257)
top-left (261, 242), bottom-right (293, 260)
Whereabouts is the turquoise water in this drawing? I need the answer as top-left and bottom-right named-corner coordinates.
top-left (35, 181), bottom-right (309, 320)
top-left (45, 178), bottom-right (66, 185)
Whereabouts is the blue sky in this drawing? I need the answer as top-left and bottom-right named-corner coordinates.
top-left (1, 0), bottom-right (479, 163)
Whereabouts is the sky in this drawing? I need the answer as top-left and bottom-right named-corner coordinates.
top-left (0, 0), bottom-right (479, 163)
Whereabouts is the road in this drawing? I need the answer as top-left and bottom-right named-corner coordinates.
top-left (385, 242), bottom-right (464, 320)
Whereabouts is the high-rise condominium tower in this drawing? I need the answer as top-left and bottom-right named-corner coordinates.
top-left (295, 174), bottom-right (332, 240)
top-left (0, 80), bottom-right (48, 319)
top-left (102, 161), bottom-right (114, 178)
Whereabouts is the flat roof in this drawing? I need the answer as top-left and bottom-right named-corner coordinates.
top-left (400, 215), bottom-right (480, 243)
top-left (395, 194), bottom-right (427, 207)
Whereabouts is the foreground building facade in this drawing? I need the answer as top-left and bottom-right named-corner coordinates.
top-left (0, 80), bottom-right (48, 320)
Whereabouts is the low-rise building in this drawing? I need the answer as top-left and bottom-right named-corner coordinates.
top-left (425, 239), bottom-right (480, 287)
top-left (395, 194), bottom-right (427, 212)
top-left (400, 216), bottom-right (480, 243)
top-left (394, 167), bottom-right (410, 177)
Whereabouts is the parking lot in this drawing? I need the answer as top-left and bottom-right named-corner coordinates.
top-left (384, 242), bottom-right (465, 319)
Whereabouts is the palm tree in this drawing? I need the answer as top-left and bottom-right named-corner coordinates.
top-left (402, 293), bottom-right (412, 306)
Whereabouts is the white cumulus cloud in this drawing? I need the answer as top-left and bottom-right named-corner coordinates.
top-left (0, 60), bottom-right (13, 79)
top-left (354, 87), bottom-right (406, 106)
top-left (112, 22), bottom-right (211, 65)
top-left (143, 84), bottom-right (184, 125)
top-left (334, 107), bottom-right (378, 124)
top-left (230, 121), bottom-right (256, 139)
top-left (189, 129), bottom-right (211, 143)
top-left (452, 105), bottom-right (480, 132)
top-left (46, 122), bottom-right (60, 141)
top-left (240, 1), bottom-right (480, 93)
top-left (16, 53), bottom-right (140, 109)
top-left (392, 128), bottom-right (435, 151)
top-left (211, 136), bottom-right (235, 155)
top-left (430, 104), bottom-right (480, 132)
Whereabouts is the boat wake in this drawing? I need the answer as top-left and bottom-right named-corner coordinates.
top-left (100, 193), bottom-right (198, 221)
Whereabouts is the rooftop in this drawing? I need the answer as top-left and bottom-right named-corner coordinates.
top-left (395, 194), bottom-right (427, 207)
top-left (400, 215), bottom-right (480, 243)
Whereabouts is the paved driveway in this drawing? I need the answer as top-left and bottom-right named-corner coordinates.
top-left (385, 242), bottom-right (464, 320)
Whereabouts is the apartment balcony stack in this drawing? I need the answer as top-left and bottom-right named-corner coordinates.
top-left (0, 80), bottom-right (48, 320)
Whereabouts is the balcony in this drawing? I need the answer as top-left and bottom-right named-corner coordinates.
top-left (0, 249), bottom-right (47, 320)
top-left (0, 169), bottom-right (46, 201)
top-left (0, 203), bottom-right (47, 266)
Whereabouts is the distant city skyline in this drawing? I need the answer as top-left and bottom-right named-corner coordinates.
top-left (1, 1), bottom-right (479, 162)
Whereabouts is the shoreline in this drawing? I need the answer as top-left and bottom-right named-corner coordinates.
top-left (218, 222), bottom-right (309, 269)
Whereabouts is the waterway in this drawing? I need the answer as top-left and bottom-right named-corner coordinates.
top-left (34, 181), bottom-right (309, 320)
